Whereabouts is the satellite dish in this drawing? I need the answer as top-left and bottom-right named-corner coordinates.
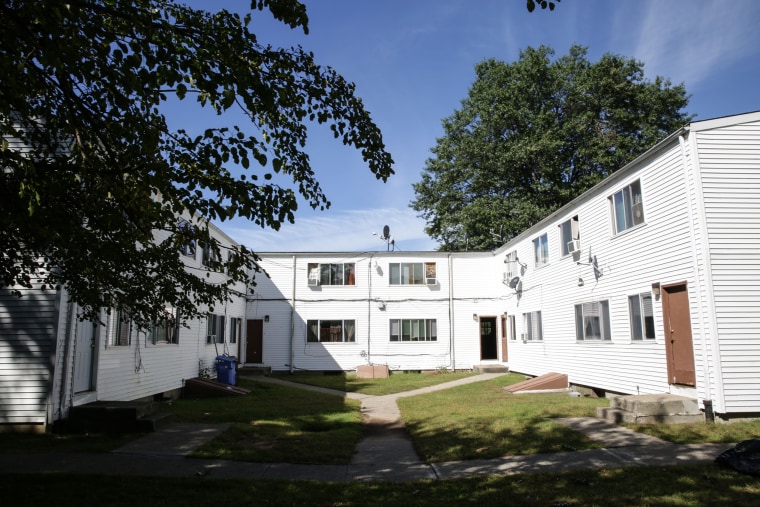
top-left (382, 225), bottom-right (390, 240)
top-left (592, 256), bottom-right (603, 280)
top-left (508, 276), bottom-right (521, 289)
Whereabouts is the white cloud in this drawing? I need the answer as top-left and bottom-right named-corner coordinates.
top-left (220, 207), bottom-right (439, 253)
top-left (631, 0), bottom-right (760, 87)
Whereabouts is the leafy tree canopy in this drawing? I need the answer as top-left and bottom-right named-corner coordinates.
top-left (0, 0), bottom-right (393, 328)
top-left (411, 45), bottom-right (691, 251)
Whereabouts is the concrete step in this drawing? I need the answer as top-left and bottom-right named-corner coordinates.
top-left (600, 394), bottom-right (703, 424)
top-left (473, 364), bottom-right (510, 374)
top-left (136, 411), bottom-right (176, 432)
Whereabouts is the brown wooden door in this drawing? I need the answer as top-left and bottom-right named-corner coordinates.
top-left (246, 319), bottom-right (263, 364)
top-left (661, 283), bottom-right (696, 386)
top-left (480, 317), bottom-right (498, 360)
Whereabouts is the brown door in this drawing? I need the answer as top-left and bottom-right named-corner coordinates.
top-left (480, 317), bottom-right (498, 360)
top-left (500, 315), bottom-right (508, 362)
top-left (246, 319), bottom-right (263, 364)
top-left (661, 283), bottom-right (696, 386)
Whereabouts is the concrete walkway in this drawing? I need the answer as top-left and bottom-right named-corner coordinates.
top-left (0, 374), bottom-right (731, 482)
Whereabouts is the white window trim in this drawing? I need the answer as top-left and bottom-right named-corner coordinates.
top-left (574, 300), bottom-right (612, 341)
top-left (389, 318), bottom-right (438, 342)
top-left (388, 262), bottom-right (436, 286)
top-left (306, 319), bottom-right (357, 343)
top-left (533, 234), bottom-right (549, 267)
top-left (629, 292), bottom-right (656, 341)
top-left (521, 311), bottom-right (543, 341)
top-left (610, 179), bottom-right (645, 235)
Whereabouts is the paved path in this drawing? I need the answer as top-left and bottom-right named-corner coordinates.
top-left (0, 374), bottom-right (732, 482)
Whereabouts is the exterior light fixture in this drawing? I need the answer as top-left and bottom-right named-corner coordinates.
top-left (651, 282), bottom-right (661, 300)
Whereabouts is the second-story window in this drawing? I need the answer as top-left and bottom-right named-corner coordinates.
top-left (611, 179), bottom-right (645, 234)
top-left (533, 233), bottom-right (549, 267)
top-left (307, 263), bottom-right (355, 286)
top-left (389, 262), bottom-right (436, 285)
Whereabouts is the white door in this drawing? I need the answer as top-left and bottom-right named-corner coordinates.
top-left (74, 321), bottom-right (96, 393)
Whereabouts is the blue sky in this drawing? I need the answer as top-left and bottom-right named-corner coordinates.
top-left (180, 0), bottom-right (760, 253)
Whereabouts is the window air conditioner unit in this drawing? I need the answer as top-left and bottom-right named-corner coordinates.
top-left (520, 333), bottom-right (528, 342)
top-left (426, 277), bottom-right (437, 285)
top-left (308, 278), bottom-right (319, 286)
top-left (567, 240), bottom-right (581, 254)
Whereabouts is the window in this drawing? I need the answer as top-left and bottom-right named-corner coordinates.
top-left (559, 215), bottom-right (580, 256)
top-left (611, 179), bottom-right (645, 234)
top-left (507, 315), bottom-right (516, 340)
top-left (575, 300), bottom-right (611, 341)
top-left (522, 311), bottom-right (542, 341)
top-left (425, 262), bottom-right (437, 284)
top-left (307, 263), bottom-right (355, 286)
top-left (533, 233), bottom-right (549, 266)
top-left (389, 262), bottom-right (431, 285)
top-left (151, 308), bottom-right (179, 345)
top-left (229, 317), bottom-right (241, 344)
top-left (226, 250), bottom-right (239, 274)
top-left (307, 320), bottom-right (356, 343)
top-left (178, 219), bottom-right (196, 258)
top-left (201, 241), bottom-right (220, 268)
top-left (113, 309), bottom-right (131, 346)
top-left (505, 251), bottom-right (518, 279)
top-left (206, 314), bottom-right (225, 344)
top-left (389, 319), bottom-right (437, 342)
top-left (629, 293), bottom-right (656, 340)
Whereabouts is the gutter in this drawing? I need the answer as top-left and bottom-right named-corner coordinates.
top-left (448, 253), bottom-right (455, 370)
top-left (289, 255), bottom-right (296, 373)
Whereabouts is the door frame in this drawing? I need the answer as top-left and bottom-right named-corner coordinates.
top-left (478, 315), bottom-right (499, 361)
top-left (245, 319), bottom-right (264, 364)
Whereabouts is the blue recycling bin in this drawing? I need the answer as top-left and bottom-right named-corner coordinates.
top-left (215, 355), bottom-right (237, 385)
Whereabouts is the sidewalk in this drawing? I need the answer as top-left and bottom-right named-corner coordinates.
top-left (0, 374), bottom-right (730, 482)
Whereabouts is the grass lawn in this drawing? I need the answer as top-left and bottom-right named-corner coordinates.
top-left (164, 378), bottom-right (363, 464)
top-left (399, 373), bottom-right (611, 461)
top-left (269, 369), bottom-right (477, 396)
top-left (625, 419), bottom-right (760, 444)
top-left (3, 464), bottom-right (760, 506)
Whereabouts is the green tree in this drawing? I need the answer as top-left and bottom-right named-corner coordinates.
top-left (411, 45), bottom-right (690, 251)
top-left (0, 0), bottom-right (393, 328)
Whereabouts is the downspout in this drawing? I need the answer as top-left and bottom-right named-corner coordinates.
top-left (57, 298), bottom-right (75, 421)
top-left (367, 253), bottom-right (373, 365)
top-left (289, 255), bottom-right (296, 373)
top-left (448, 253), bottom-right (455, 370)
top-left (680, 132), bottom-right (723, 416)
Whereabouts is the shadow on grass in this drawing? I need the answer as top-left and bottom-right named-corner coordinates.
top-left (3, 464), bottom-right (759, 506)
top-left (165, 378), bottom-right (364, 464)
top-left (398, 376), bottom-right (609, 462)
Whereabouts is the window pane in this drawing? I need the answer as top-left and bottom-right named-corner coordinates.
top-left (390, 319), bottom-right (399, 341)
top-left (600, 301), bottom-right (611, 340)
top-left (428, 319), bottom-right (437, 341)
top-left (642, 293), bottom-right (656, 339)
top-left (389, 263), bottom-right (400, 285)
top-left (613, 191), bottom-right (626, 233)
top-left (412, 263), bottom-right (424, 284)
top-left (402, 319), bottom-right (411, 341)
top-left (575, 304), bottom-right (584, 341)
top-left (560, 220), bottom-right (572, 256)
top-left (307, 320), bottom-right (319, 342)
top-left (535, 311), bottom-right (542, 340)
top-left (320, 264), bottom-right (331, 285)
top-left (345, 264), bottom-right (355, 285)
top-left (308, 263), bottom-right (319, 284)
top-left (401, 263), bottom-right (411, 284)
top-left (583, 302), bottom-right (601, 339)
top-left (333, 264), bottom-right (343, 285)
top-left (629, 295), bottom-right (643, 340)
top-left (344, 320), bottom-right (355, 342)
